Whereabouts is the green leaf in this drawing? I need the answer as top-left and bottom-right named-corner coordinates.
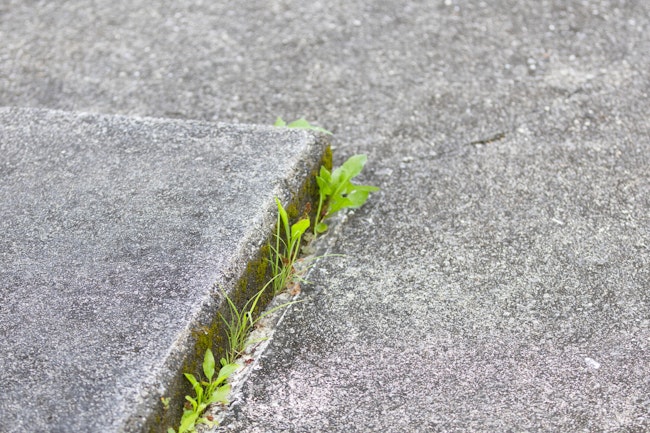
top-left (286, 118), bottom-right (333, 135)
top-left (340, 154), bottom-right (367, 179)
top-left (274, 117), bottom-right (286, 127)
top-left (184, 373), bottom-right (200, 392)
top-left (344, 189), bottom-right (371, 208)
top-left (316, 175), bottom-right (330, 196)
top-left (207, 384), bottom-right (231, 405)
top-left (275, 198), bottom-right (290, 239)
top-left (184, 395), bottom-right (198, 411)
top-left (215, 363), bottom-right (238, 385)
top-left (290, 218), bottom-right (310, 241)
top-left (287, 118), bottom-right (311, 128)
top-left (331, 154), bottom-right (367, 189)
top-left (167, 428), bottom-right (176, 433)
top-left (178, 409), bottom-right (199, 433)
top-left (315, 222), bottom-right (328, 233)
top-left (203, 349), bottom-right (215, 382)
top-left (327, 194), bottom-right (354, 215)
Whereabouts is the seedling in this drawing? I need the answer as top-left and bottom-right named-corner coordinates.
top-left (220, 277), bottom-right (301, 364)
top-left (314, 154), bottom-right (379, 235)
top-left (274, 117), bottom-right (332, 135)
top-left (169, 349), bottom-right (238, 433)
top-left (269, 198), bottom-right (311, 294)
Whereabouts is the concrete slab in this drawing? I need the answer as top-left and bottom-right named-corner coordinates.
top-left (0, 107), bottom-right (327, 432)
top-left (217, 127), bottom-right (650, 432)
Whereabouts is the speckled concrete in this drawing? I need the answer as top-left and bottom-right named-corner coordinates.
top-left (0, 107), bottom-right (326, 432)
top-left (1, 0), bottom-right (649, 432)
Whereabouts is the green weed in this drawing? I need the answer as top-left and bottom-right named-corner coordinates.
top-left (314, 154), bottom-right (379, 235)
top-left (269, 198), bottom-right (310, 294)
top-left (220, 277), bottom-right (300, 364)
top-left (168, 349), bottom-right (238, 433)
top-left (169, 145), bottom-right (377, 432)
top-left (274, 117), bottom-right (332, 135)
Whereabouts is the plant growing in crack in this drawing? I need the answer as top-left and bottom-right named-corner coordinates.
top-left (169, 121), bottom-right (379, 430)
top-left (274, 117), bottom-right (332, 135)
top-left (269, 198), bottom-right (311, 295)
top-left (168, 349), bottom-right (238, 433)
top-left (220, 277), bottom-right (301, 364)
top-left (314, 154), bottom-right (379, 235)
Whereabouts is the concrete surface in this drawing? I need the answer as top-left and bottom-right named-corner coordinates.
top-left (0, 107), bottom-right (326, 432)
top-left (1, 0), bottom-right (649, 432)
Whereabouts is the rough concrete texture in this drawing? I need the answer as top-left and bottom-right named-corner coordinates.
top-left (1, 0), bottom-right (650, 431)
top-left (0, 107), bottom-right (326, 432)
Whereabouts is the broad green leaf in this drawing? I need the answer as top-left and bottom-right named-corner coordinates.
top-left (316, 175), bottom-right (331, 196)
top-left (178, 409), bottom-right (198, 433)
top-left (339, 154), bottom-right (367, 179)
top-left (274, 117), bottom-right (287, 127)
top-left (207, 384), bottom-right (231, 405)
top-left (327, 195), bottom-right (354, 215)
top-left (291, 218), bottom-right (310, 241)
top-left (345, 189), bottom-right (371, 208)
top-left (287, 118), bottom-right (311, 129)
top-left (315, 222), bottom-right (328, 233)
top-left (331, 154), bottom-right (367, 187)
top-left (184, 373), bottom-right (203, 404)
top-left (319, 166), bottom-right (332, 183)
top-left (203, 349), bottom-right (215, 382)
top-left (215, 363), bottom-right (239, 385)
top-left (286, 118), bottom-right (333, 135)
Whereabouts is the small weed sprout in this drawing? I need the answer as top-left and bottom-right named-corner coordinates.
top-left (269, 198), bottom-right (310, 294)
top-left (220, 276), bottom-right (301, 364)
top-left (168, 349), bottom-right (238, 433)
top-left (314, 154), bottom-right (379, 235)
top-left (274, 117), bottom-right (332, 135)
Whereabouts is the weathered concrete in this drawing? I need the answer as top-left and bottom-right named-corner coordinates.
top-left (1, 0), bottom-right (649, 432)
top-left (0, 107), bottom-right (327, 432)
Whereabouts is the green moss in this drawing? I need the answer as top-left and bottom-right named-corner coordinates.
top-left (151, 142), bottom-right (331, 433)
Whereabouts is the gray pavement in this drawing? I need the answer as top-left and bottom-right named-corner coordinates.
top-left (0, 107), bottom-right (326, 432)
top-left (1, 0), bottom-right (649, 432)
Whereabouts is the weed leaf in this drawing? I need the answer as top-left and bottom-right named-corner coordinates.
top-left (178, 410), bottom-right (198, 433)
top-left (291, 218), bottom-right (310, 241)
top-left (313, 154), bottom-right (378, 236)
top-left (184, 373), bottom-right (201, 395)
top-left (203, 349), bottom-right (215, 382)
top-left (207, 384), bottom-right (231, 405)
top-left (216, 363), bottom-right (238, 384)
top-left (275, 198), bottom-right (290, 239)
top-left (274, 117), bottom-right (332, 134)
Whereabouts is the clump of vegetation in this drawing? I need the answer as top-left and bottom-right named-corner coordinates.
top-left (314, 154), bottom-right (379, 235)
top-left (269, 198), bottom-right (311, 295)
top-left (274, 117), bottom-right (332, 135)
top-left (169, 121), bottom-right (378, 432)
top-left (220, 277), bottom-right (300, 364)
top-left (168, 349), bottom-right (237, 433)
